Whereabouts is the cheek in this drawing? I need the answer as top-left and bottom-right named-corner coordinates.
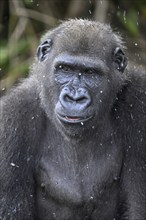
top-left (40, 81), bottom-right (59, 112)
top-left (54, 73), bottom-right (73, 85)
top-left (83, 75), bottom-right (103, 89)
top-left (90, 82), bottom-right (114, 113)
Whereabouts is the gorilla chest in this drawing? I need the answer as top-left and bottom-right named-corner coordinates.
top-left (35, 141), bottom-right (121, 219)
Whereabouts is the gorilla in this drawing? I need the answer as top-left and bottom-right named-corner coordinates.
top-left (0, 19), bottom-right (146, 220)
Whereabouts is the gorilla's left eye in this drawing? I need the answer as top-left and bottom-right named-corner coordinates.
top-left (85, 69), bottom-right (96, 75)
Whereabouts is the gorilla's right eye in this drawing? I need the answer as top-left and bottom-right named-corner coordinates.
top-left (58, 64), bottom-right (72, 73)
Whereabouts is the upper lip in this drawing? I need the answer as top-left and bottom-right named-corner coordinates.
top-left (56, 113), bottom-right (93, 123)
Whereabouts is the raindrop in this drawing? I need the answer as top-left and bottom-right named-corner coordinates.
top-left (89, 10), bottom-right (92, 14)
top-left (113, 176), bottom-right (118, 181)
top-left (2, 88), bottom-right (5, 91)
top-left (53, 213), bottom-right (56, 217)
top-left (81, 122), bottom-right (84, 125)
top-left (123, 11), bottom-right (127, 23)
top-left (78, 72), bottom-right (82, 76)
top-left (10, 162), bottom-right (19, 168)
top-left (11, 163), bottom-right (15, 167)
top-left (134, 42), bottom-right (138, 46)
top-left (90, 196), bottom-right (94, 200)
top-left (43, 75), bottom-right (45, 78)
top-left (36, 3), bottom-right (39, 6)
top-left (41, 183), bottom-right (45, 188)
top-left (100, 90), bottom-right (103, 94)
top-left (130, 113), bottom-right (134, 120)
top-left (27, 157), bottom-right (31, 162)
top-left (59, 65), bottom-right (62, 69)
top-left (32, 116), bottom-right (35, 120)
top-left (99, 99), bottom-right (102, 103)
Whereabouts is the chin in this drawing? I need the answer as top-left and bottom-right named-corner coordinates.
top-left (55, 113), bottom-right (95, 139)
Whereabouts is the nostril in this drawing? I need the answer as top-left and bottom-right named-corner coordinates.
top-left (65, 95), bottom-right (74, 102)
top-left (76, 96), bottom-right (87, 103)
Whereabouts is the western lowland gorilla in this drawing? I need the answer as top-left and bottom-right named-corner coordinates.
top-left (0, 19), bottom-right (146, 220)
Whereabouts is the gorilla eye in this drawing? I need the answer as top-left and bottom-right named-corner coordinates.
top-left (85, 69), bottom-right (96, 75)
top-left (85, 69), bottom-right (95, 74)
top-left (58, 65), bottom-right (72, 73)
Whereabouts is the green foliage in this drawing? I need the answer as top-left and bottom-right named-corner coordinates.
top-left (117, 9), bottom-right (140, 37)
top-left (0, 37), bottom-right (35, 90)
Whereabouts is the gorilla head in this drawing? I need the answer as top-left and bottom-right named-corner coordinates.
top-left (36, 19), bottom-right (127, 137)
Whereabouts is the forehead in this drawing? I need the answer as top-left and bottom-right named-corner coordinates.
top-left (52, 22), bottom-right (119, 58)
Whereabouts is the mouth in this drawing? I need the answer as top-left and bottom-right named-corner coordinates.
top-left (56, 113), bottom-right (93, 124)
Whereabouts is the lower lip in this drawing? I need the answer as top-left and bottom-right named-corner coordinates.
top-left (56, 114), bottom-right (93, 124)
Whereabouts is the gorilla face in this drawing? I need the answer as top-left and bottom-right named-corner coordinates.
top-left (36, 20), bottom-right (127, 137)
top-left (54, 54), bottom-right (110, 124)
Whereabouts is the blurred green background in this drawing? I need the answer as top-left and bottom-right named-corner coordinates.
top-left (0, 0), bottom-right (146, 95)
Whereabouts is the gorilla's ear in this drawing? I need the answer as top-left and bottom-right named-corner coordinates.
top-left (37, 39), bottom-right (52, 62)
top-left (113, 47), bottom-right (127, 73)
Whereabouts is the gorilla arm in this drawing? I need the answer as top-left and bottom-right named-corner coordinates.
top-left (0, 79), bottom-right (44, 220)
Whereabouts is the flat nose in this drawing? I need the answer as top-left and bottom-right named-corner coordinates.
top-left (59, 87), bottom-right (91, 111)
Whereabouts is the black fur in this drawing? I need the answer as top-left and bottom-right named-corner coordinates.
top-left (0, 19), bottom-right (146, 220)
